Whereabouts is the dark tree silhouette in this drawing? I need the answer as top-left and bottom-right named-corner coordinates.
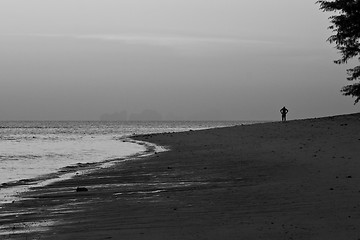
top-left (317, 0), bottom-right (360, 103)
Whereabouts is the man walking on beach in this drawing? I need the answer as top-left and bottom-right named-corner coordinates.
top-left (280, 106), bottom-right (289, 122)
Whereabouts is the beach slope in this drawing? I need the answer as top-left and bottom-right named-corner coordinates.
top-left (2, 113), bottom-right (360, 239)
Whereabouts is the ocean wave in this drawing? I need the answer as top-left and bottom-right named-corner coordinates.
top-left (0, 154), bottom-right (42, 161)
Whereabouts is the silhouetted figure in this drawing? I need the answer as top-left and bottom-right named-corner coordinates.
top-left (280, 106), bottom-right (289, 122)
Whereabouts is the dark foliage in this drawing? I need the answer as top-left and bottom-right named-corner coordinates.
top-left (317, 0), bottom-right (360, 103)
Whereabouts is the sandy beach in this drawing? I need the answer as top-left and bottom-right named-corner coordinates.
top-left (1, 113), bottom-right (360, 239)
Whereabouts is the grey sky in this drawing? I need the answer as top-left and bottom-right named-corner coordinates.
top-left (0, 0), bottom-right (358, 121)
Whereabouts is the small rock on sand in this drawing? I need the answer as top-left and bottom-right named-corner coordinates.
top-left (76, 187), bottom-right (88, 192)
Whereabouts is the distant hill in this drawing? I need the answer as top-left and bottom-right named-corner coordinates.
top-left (129, 109), bottom-right (162, 121)
top-left (100, 111), bottom-right (128, 121)
top-left (100, 109), bottom-right (162, 121)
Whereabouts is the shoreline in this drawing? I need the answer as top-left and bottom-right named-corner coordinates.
top-left (0, 137), bottom-right (161, 205)
top-left (0, 137), bottom-right (165, 237)
top-left (0, 120), bottom-right (247, 207)
top-left (1, 113), bottom-right (360, 239)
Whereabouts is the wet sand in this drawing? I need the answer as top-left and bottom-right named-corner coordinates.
top-left (1, 113), bottom-right (360, 239)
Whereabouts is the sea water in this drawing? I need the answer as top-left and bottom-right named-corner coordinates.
top-left (0, 121), bottom-right (251, 204)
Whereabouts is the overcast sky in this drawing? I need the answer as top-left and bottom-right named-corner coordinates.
top-left (0, 0), bottom-right (358, 121)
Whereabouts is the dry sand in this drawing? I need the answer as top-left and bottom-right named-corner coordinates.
top-left (1, 113), bottom-right (360, 239)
